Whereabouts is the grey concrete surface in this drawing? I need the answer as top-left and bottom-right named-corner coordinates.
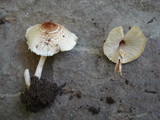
top-left (0, 0), bottom-right (160, 120)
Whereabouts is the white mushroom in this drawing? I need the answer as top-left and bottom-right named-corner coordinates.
top-left (24, 22), bottom-right (78, 86)
top-left (103, 26), bottom-right (147, 75)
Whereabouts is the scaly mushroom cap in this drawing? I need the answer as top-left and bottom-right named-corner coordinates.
top-left (25, 22), bottom-right (78, 56)
top-left (103, 26), bottom-right (146, 64)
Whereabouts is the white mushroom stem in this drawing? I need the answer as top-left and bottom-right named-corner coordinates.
top-left (115, 48), bottom-right (125, 76)
top-left (34, 56), bottom-right (47, 79)
top-left (24, 69), bottom-right (31, 88)
top-left (115, 57), bottom-right (122, 76)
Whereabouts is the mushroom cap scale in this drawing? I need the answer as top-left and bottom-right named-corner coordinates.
top-left (25, 22), bottom-right (78, 56)
top-left (103, 26), bottom-right (146, 64)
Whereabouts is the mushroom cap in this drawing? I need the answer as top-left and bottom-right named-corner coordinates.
top-left (25, 22), bottom-right (78, 56)
top-left (103, 26), bottom-right (146, 64)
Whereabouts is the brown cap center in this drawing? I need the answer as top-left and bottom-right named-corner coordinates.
top-left (119, 40), bottom-right (125, 47)
top-left (41, 22), bottom-right (58, 33)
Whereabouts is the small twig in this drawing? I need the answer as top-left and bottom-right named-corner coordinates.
top-left (63, 87), bottom-right (74, 94)
top-left (145, 90), bottom-right (157, 94)
top-left (5, 17), bottom-right (15, 21)
top-left (147, 17), bottom-right (155, 24)
top-left (0, 92), bottom-right (21, 98)
top-left (0, 17), bottom-right (15, 25)
top-left (128, 112), bottom-right (148, 118)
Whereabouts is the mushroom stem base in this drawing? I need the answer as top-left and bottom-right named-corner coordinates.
top-left (115, 58), bottom-right (122, 76)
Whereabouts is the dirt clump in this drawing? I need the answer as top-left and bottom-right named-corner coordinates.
top-left (21, 76), bottom-right (65, 112)
top-left (88, 107), bottom-right (100, 115)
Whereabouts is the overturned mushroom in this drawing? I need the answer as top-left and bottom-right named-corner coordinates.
top-left (103, 26), bottom-right (146, 75)
top-left (21, 22), bottom-right (78, 112)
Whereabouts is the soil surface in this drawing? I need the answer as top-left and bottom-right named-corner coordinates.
top-left (0, 0), bottom-right (160, 120)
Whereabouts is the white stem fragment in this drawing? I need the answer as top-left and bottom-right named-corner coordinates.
top-left (34, 56), bottom-right (47, 79)
top-left (24, 69), bottom-right (31, 88)
top-left (115, 46), bottom-right (125, 76)
top-left (115, 58), bottom-right (122, 76)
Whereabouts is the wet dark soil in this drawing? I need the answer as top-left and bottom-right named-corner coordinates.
top-left (106, 97), bottom-right (115, 104)
top-left (88, 107), bottom-right (100, 115)
top-left (20, 76), bottom-right (65, 113)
